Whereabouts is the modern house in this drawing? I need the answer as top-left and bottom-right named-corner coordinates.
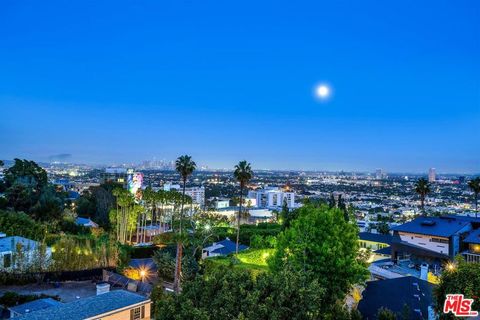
top-left (358, 232), bottom-right (392, 261)
top-left (390, 215), bottom-right (480, 269)
top-left (202, 238), bottom-right (248, 259)
top-left (0, 234), bottom-right (52, 270)
top-left (357, 276), bottom-right (435, 320)
top-left (16, 290), bottom-right (151, 320)
top-left (462, 228), bottom-right (480, 263)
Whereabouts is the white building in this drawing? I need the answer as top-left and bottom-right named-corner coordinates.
top-left (0, 233), bottom-right (52, 270)
top-left (428, 168), bottom-right (436, 183)
top-left (163, 183), bottom-right (205, 207)
top-left (248, 187), bottom-right (296, 209)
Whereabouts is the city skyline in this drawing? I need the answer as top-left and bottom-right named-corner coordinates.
top-left (1, 1), bottom-right (479, 173)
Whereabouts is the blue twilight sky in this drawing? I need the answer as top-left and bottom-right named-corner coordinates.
top-left (0, 1), bottom-right (479, 173)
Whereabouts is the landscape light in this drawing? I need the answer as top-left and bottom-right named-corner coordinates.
top-left (446, 262), bottom-right (456, 271)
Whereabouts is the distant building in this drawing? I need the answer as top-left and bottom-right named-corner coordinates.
top-left (428, 168), bottom-right (436, 183)
top-left (357, 276), bottom-right (434, 320)
top-left (163, 183), bottom-right (205, 207)
top-left (16, 290), bottom-right (151, 320)
top-left (248, 187), bottom-right (295, 209)
top-left (202, 238), bottom-right (248, 258)
top-left (375, 169), bottom-right (387, 180)
top-left (0, 234), bottom-right (52, 270)
top-left (212, 198), bottom-right (230, 209)
top-left (101, 168), bottom-right (128, 186)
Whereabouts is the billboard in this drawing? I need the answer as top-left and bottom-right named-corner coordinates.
top-left (127, 172), bottom-right (144, 199)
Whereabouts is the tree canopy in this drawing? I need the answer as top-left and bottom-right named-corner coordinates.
top-left (269, 204), bottom-right (369, 308)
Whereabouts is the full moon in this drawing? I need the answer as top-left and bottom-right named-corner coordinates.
top-left (316, 84), bottom-right (330, 99)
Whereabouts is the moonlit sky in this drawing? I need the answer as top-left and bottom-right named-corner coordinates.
top-left (0, 1), bottom-right (479, 173)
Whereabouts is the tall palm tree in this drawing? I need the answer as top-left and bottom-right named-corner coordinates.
top-left (173, 155), bottom-right (196, 293)
top-left (468, 177), bottom-right (480, 217)
top-left (234, 160), bottom-right (253, 254)
top-left (415, 178), bottom-right (431, 214)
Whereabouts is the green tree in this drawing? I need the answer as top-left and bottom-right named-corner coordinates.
top-left (434, 256), bottom-right (480, 316)
top-left (269, 205), bottom-right (368, 310)
top-left (414, 178), bottom-right (431, 213)
top-left (376, 221), bottom-right (390, 235)
top-left (3, 159), bottom-right (48, 189)
top-left (155, 267), bottom-right (329, 320)
top-left (233, 160), bottom-right (253, 254)
top-left (468, 177), bottom-right (480, 217)
top-left (377, 307), bottom-right (396, 320)
top-left (174, 155), bottom-right (196, 293)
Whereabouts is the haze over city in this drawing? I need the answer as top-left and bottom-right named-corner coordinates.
top-left (1, 0), bottom-right (479, 172)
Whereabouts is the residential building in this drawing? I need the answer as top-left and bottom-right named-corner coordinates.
top-left (357, 276), bottom-right (435, 320)
top-left (248, 187), bottom-right (295, 209)
top-left (17, 290), bottom-right (151, 320)
top-left (359, 232), bottom-right (392, 261)
top-left (462, 228), bottom-right (480, 263)
top-left (75, 217), bottom-right (99, 228)
top-left (212, 198), bottom-right (230, 209)
top-left (101, 167), bottom-right (128, 186)
top-left (8, 298), bottom-right (62, 318)
top-left (0, 234), bottom-right (52, 270)
top-left (390, 216), bottom-right (476, 266)
top-left (163, 183), bottom-right (205, 207)
top-left (202, 238), bottom-right (248, 259)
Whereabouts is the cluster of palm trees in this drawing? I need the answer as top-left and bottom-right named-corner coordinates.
top-left (171, 155), bottom-right (254, 292)
top-left (414, 176), bottom-right (480, 217)
top-left (111, 186), bottom-right (191, 245)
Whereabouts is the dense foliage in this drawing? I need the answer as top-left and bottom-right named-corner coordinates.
top-left (2, 159), bottom-right (65, 221)
top-left (434, 256), bottom-right (480, 318)
top-left (155, 267), bottom-right (351, 320)
top-left (269, 205), bottom-right (369, 308)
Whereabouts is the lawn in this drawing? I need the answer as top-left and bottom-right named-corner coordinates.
top-left (206, 248), bottom-right (275, 272)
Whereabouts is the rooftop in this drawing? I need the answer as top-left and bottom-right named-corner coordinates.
top-left (390, 216), bottom-right (472, 238)
top-left (9, 298), bottom-right (62, 316)
top-left (204, 238), bottom-right (248, 256)
top-left (359, 232), bottom-right (392, 245)
top-left (17, 290), bottom-right (149, 320)
top-left (464, 228), bottom-right (480, 244)
top-left (358, 276), bottom-right (434, 320)
top-left (0, 236), bottom-right (41, 253)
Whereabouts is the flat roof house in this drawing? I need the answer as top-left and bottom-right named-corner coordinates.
top-left (8, 298), bottom-right (62, 318)
top-left (16, 290), bottom-right (151, 320)
top-left (390, 216), bottom-right (475, 266)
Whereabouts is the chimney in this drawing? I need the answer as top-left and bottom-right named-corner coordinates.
top-left (96, 282), bottom-right (110, 295)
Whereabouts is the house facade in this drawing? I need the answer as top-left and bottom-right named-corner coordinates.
top-left (390, 215), bottom-right (479, 266)
top-left (0, 234), bottom-right (52, 270)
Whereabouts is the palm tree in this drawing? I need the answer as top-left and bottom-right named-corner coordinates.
top-left (234, 160), bottom-right (253, 254)
top-left (173, 155), bottom-right (196, 293)
top-left (414, 178), bottom-right (431, 214)
top-left (468, 177), bottom-right (480, 217)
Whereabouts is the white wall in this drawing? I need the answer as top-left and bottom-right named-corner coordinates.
top-left (398, 232), bottom-right (449, 255)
